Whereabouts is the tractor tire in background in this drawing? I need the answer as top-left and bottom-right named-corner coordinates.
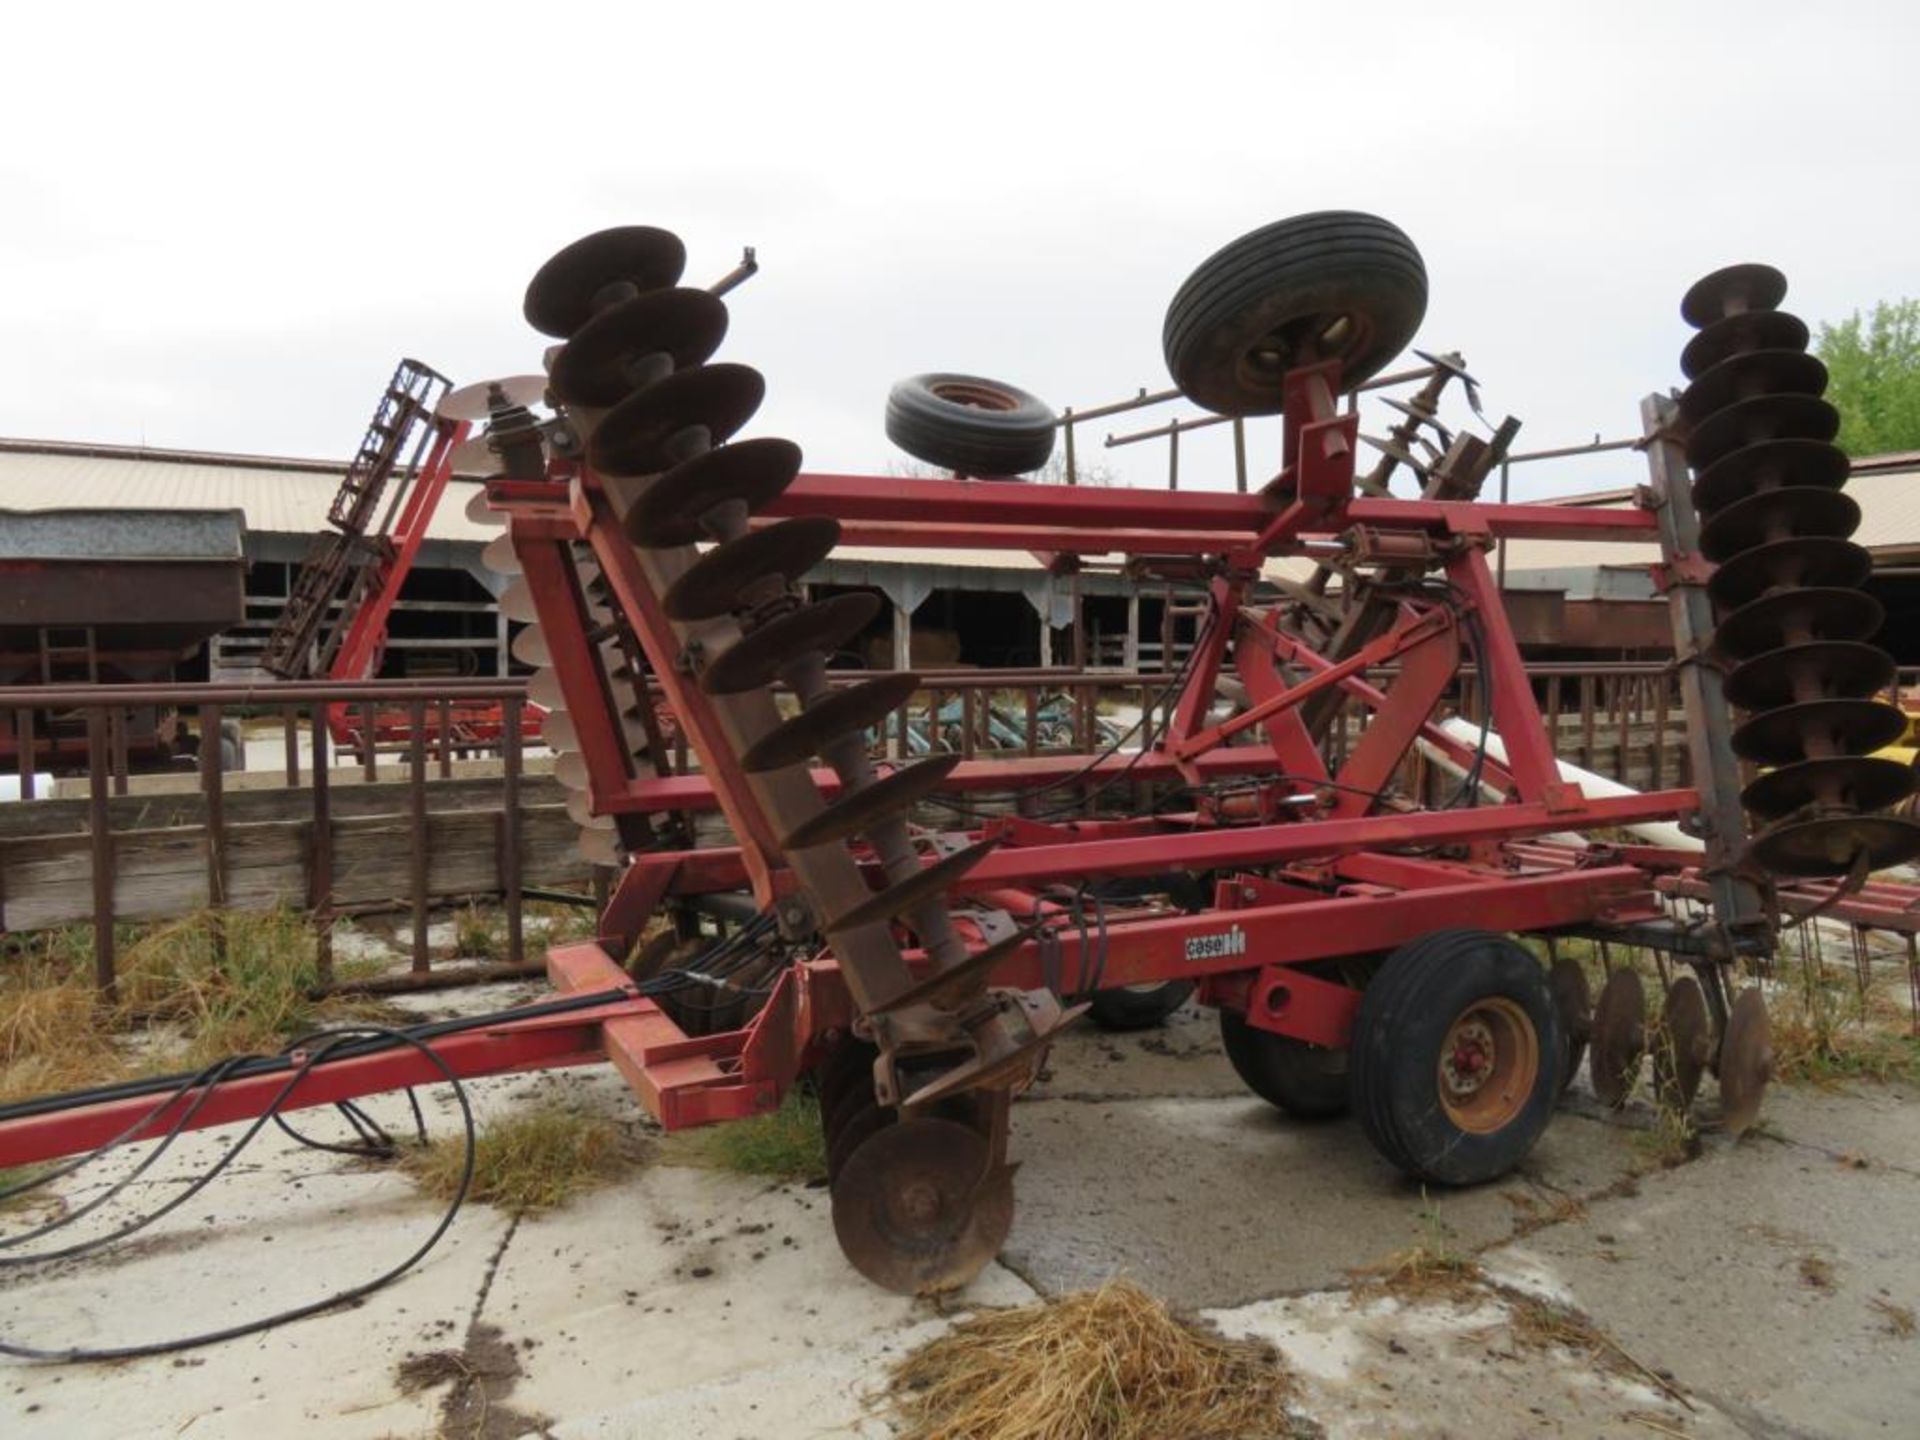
top-left (1084, 872), bottom-right (1207, 1030)
top-left (1162, 211), bottom-right (1428, 415)
top-left (1350, 929), bottom-right (1560, 1186)
top-left (1219, 1008), bottom-right (1350, 1119)
top-left (884, 373), bottom-right (1056, 477)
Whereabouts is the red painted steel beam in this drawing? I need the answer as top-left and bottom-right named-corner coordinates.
top-left (955, 789), bottom-right (1700, 888)
top-left (0, 1008), bottom-right (632, 1169)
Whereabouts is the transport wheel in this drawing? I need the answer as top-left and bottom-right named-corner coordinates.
top-left (1351, 929), bottom-right (1561, 1186)
top-left (884, 372), bottom-right (1056, 476)
top-left (1218, 1008), bottom-right (1349, 1119)
top-left (1162, 211), bottom-right (1428, 415)
top-left (1087, 981), bottom-right (1195, 1031)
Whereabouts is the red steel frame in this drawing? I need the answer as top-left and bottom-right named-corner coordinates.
top-left (0, 359), bottom-right (1766, 1166)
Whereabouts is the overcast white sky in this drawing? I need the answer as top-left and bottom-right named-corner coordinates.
top-left (2, 1), bottom-right (1913, 498)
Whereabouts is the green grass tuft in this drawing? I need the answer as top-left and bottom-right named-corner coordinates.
top-left (668, 1088), bottom-right (825, 1182)
top-left (402, 1102), bottom-right (629, 1214)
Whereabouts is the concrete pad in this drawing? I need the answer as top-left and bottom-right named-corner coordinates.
top-left (474, 1165), bottom-right (1037, 1431)
top-left (1495, 1130), bottom-right (1920, 1437)
top-left (1762, 1078), bottom-right (1920, 1175)
top-left (1209, 1291), bottom-right (1742, 1439)
top-left (1029, 1001), bottom-right (1248, 1102)
top-left (0, 1127), bottom-right (507, 1440)
top-left (1000, 1095), bottom-right (1646, 1308)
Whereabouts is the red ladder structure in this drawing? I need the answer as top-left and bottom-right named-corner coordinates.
top-left (258, 359), bottom-right (453, 679)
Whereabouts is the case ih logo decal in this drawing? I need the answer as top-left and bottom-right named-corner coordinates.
top-left (1183, 926), bottom-right (1247, 963)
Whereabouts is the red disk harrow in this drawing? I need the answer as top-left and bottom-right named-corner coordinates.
top-left (8, 214), bottom-right (1916, 1298)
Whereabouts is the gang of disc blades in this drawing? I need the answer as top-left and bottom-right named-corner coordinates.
top-left (1589, 967), bottom-right (1646, 1108)
top-left (781, 754), bottom-right (964, 850)
top-left (589, 363), bottom-right (766, 477)
top-left (1684, 393), bottom-right (1839, 473)
top-left (1722, 640), bottom-right (1894, 712)
top-left (1731, 697), bottom-right (1909, 768)
top-left (1710, 587), bottom-right (1882, 661)
top-left (826, 840), bottom-right (999, 933)
top-left (701, 593), bottom-right (881, 694)
top-left (524, 226), bottom-right (687, 338)
top-left (661, 516), bottom-right (842, 621)
top-left (1691, 437), bottom-right (1850, 518)
top-left (624, 437), bottom-right (804, 547)
top-left (867, 924), bottom-right (1041, 1017)
top-left (1550, 955), bottom-right (1593, 1094)
top-left (830, 1116), bottom-right (1013, 1295)
top-left (739, 672), bottom-right (922, 773)
top-left (1680, 263), bottom-right (1787, 328)
top-left (1681, 309), bottom-right (1811, 380)
top-left (1652, 975), bottom-right (1711, 1113)
top-left (1707, 536), bottom-right (1870, 613)
top-left (1698, 486), bottom-right (1859, 565)
top-left (1742, 754), bottom-right (1918, 821)
top-left (1679, 349), bottom-right (1829, 427)
top-left (439, 375), bottom-right (548, 422)
top-left (549, 288), bottom-right (731, 406)
top-left (1748, 813), bottom-right (1920, 878)
top-left (1717, 988), bottom-right (1773, 1135)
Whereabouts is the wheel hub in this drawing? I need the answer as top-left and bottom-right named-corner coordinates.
top-left (1435, 999), bottom-right (1539, 1134)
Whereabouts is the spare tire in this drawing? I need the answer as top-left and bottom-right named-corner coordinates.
top-left (885, 372), bottom-right (1056, 477)
top-left (1163, 211), bottom-right (1427, 415)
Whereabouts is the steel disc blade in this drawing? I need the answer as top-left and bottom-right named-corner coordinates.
top-left (588, 363), bottom-right (767, 477)
top-left (827, 1102), bottom-right (895, 1186)
top-left (624, 438), bottom-right (804, 548)
top-left (541, 709), bottom-right (578, 751)
top-left (1731, 697), bottom-right (1908, 768)
top-left (1718, 988), bottom-right (1773, 1135)
top-left (553, 749), bottom-right (590, 791)
top-left (1742, 755), bottom-right (1918, 821)
top-left (826, 840), bottom-right (998, 933)
top-left (1685, 394), bottom-right (1839, 473)
top-left (549, 288), bottom-right (730, 406)
top-left (830, 1116), bottom-right (1013, 1294)
top-left (1590, 968), bottom-right (1646, 1108)
top-left (1679, 349), bottom-right (1828, 427)
top-left (565, 788), bottom-right (613, 828)
top-left (741, 673), bottom-right (921, 773)
top-left (524, 226), bottom-right (687, 339)
top-left (1711, 587), bottom-right (1883, 661)
top-left (481, 534), bottom-right (522, 576)
top-left (527, 668), bottom-right (567, 711)
top-left (1550, 956), bottom-right (1592, 1095)
top-left (499, 580), bottom-right (541, 623)
top-left (870, 925), bottom-right (1040, 1018)
top-left (1680, 263), bottom-right (1787, 329)
top-left (1724, 640), bottom-right (1895, 712)
top-left (1708, 536), bottom-right (1870, 613)
top-left (1748, 813), bottom-right (1920, 878)
top-left (702, 593), bottom-right (881, 694)
top-left (463, 486), bottom-right (507, 528)
top-left (1698, 486), bottom-right (1859, 564)
top-left (1653, 975), bottom-right (1711, 1113)
top-left (578, 827), bottom-right (626, 866)
top-left (782, 754), bottom-right (963, 850)
top-left (901, 1006), bottom-right (1086, 1112)
top-left (1692, 437), bottom-right (1850, 519)
top-left (661, 516), bottom-right (842, 622)
top-left (509, 625), bottom-right (551, 667)
top-left (1682, 309), bottom-right (1811, 381)
top-left (439, 375), bottom-right (548, 422)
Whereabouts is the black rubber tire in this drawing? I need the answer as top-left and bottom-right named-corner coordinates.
top-left (1219, 1009), bottom-right (1350, 1119)
top-left (1087, 981), bottom-right (1196, 1031)
top-left (1162, 211), bottom-right (1428, 415)
top-left (885, 372), bottom-right (1056, 476)
top-left (1350, 929), bottom-right (1561, 1187)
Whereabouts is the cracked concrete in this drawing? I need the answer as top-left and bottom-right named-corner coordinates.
top-left (2, 994), bottom-right (1916, 1438)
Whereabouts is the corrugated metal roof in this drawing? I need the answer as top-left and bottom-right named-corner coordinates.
top-left (0, 440), bottom-right (496, 543)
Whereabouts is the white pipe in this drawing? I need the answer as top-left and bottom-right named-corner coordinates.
top-left (1417, 717), bottom-right (1700, 851)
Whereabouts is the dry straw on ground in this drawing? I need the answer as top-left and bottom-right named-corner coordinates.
top-left (880, 1278), bottom-right (1306, 1440)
